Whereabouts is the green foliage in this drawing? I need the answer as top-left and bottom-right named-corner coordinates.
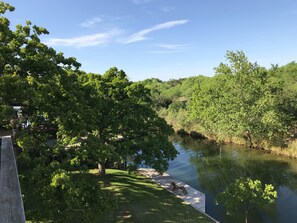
top-left (78, 68), bottom-right (177, 174)
top-left (79, 134), bottom-right (117, 167)
top-left (1, 1), bottom-right (177, 221)
top-left (191, 51), bottom-right (295, 147)
top-left (140, 75), bottom-right (208, 133)
top-left (141, 52), bottom-right (297, 150)
top-left (272, 61), bottom-right (297, 121)
top-left (50, 170), bottom-right (71, 189)
top-left (22, 167), bottom-right (116, 223)
top-left (49, 171), bottom-right (115, 222)
top-left (216, 177), bottom-right (277, 223)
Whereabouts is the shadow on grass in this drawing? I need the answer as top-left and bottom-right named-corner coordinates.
top-left (21, 168), bottom-right (214, 223)
top-left (95, 169), bottom-right (214, 223)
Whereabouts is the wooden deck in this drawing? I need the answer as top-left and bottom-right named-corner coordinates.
top-left (0, 136), bottom-right (26, 223)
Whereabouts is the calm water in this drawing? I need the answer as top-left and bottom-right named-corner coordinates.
top-left (167, 136), bottom-right (297, 223)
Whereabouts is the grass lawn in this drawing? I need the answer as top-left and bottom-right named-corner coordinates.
top-left (23, 168), bottom-right (214, 223)
top-left (94, 169), bottom-right (214, 223)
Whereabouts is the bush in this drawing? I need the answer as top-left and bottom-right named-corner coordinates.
top-left (190, 131), bottom-right (207, 139)
top-left (176, 129), bottom-right (189, 136)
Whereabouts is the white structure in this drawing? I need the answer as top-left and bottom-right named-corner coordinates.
top-left (138, 168), bottom-right (205, 211)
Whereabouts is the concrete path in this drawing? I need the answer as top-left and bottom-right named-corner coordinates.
top-left (139, 168), bottom-right (206, 212)
top-left (138, 168), bottom-right (219, 223)
top-left (0, 136), bottom-right (26, 223)
top-left (138, 168), bottom-right (219, 222)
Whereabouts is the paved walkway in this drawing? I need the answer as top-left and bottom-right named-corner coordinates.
top-left (138, 168), bottom-right (206, 212)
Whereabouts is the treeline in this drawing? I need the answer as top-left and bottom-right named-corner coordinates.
top-left (140, 76), bottom-right (207, 131)
top-left (141, 51), bottom-right (297, 154)
top-left (0, 2), bottom-right (176, 221)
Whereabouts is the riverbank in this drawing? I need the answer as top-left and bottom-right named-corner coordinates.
top-left (138, 168), bottom-right (219, 222)
top-left (138, 168), bottom-right (206, 212)
top-left (170, 122), bottom-right (297, 159)
top-left (161, 109), bottom-right (297, 159)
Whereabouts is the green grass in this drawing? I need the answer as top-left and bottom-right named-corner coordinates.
top-left (23, 168), bottom-right (214, 223)
top-left (94, 169), bottom-right (214, 223)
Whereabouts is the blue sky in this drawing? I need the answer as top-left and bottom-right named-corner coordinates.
top-left (4, 0), bottom-right (297, 81)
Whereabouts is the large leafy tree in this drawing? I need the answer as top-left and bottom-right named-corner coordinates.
top-left (0, 2), bottom-right (108, 221)
top-left (79, 68), bottom-right (177, 175)
top-left (0, 1), bottom-right (177, 221)
top-left (272, 62), bottom-right (297, 128)
top-left (0, 0), bottom-right (80, 136)
top-left (1, 1), bottom-right (176, 174)
top-left (191, 51), bottom-right (295, 147)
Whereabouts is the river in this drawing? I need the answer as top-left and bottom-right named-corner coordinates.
top-left (167, 136), bottom-right (297, 223)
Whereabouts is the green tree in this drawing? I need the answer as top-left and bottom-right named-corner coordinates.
top-left (191, 51), bottom-right (295, 147)
top-left (141, 75), bottom-right (209, 132)
top-left (216, 177), bottom-right (277, 223)
top-left (0, 0), bottom-right (80, 137)
top-left (272, 61), bottom-right (297, 124)
top-left (49, 170), bottom-right (115, 222)
top-left (1, 2), bottom-right (111, 220)
top-left (1, 1), bottom-right (176, 220)
top-left (79, 68), bottom-right (177, 175)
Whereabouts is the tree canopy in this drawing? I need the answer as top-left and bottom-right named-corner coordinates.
top-left (190, 51), bottom-right (296, 147)
top-left (0, 1), bottom-right (177, 221)
top-left (141, 51), bottom-right (297, 152)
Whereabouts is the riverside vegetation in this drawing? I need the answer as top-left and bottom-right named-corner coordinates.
top-left (141, 52), bottom-right (297, 158)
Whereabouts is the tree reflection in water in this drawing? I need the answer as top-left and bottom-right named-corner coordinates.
top-left (168, 135), bottom-right (297, 223)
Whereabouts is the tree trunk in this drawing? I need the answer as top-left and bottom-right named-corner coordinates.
top-left (245, 130), bottom-right (253, 148)
top-left (245, 211), bottom-right (248, 223)
top-left (98, 162), bottom-right (106, 176)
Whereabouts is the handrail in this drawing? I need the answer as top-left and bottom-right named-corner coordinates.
top-left (0, 136), bottom-right (26, 223)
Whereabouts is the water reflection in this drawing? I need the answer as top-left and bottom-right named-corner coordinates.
top-left (167, 136), bottom-right (297, 223)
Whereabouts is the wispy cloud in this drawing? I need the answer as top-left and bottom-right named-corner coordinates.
top-left (158, 44), bottom-right (189, 50)
top-left (148, 50), bottom-right (182, 54)
top-left (132, 0), bottom-right (153, 4)
top-left (80, 17), bottom-right (102, 28)
top-left (124, 20), bottom-right (188, 44)
top-left (161, 6), bottom-right (176, 12)
top-left (148, 43), bottom-right (190, 54)
top-left (46, 29), bottom-right (122, 48)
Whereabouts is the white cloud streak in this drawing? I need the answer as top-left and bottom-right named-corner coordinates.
top-left (148, 50), bottom-right (182, 54)
top-left (46, 29), bottom-right (122, 47)
top-left (148, 43), bottom-right (190, 54)
top-left (132, 0), bottom-right (153, 4)
top-left (158, 44), bottom-right (189, 50)
top-left (80, 17), bottom-right (102, 28)
top-left (125, 20), bottom-right (188, 44)
top-left (161, 6), bottom-right (176, 12)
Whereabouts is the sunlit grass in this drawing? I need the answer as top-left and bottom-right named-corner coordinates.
top-left (270, 140), bottom-right (297, 159)
top-left (95, 169), bottom-right (214, 223)
top-left (23, 168), bottom-right (214, 222)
